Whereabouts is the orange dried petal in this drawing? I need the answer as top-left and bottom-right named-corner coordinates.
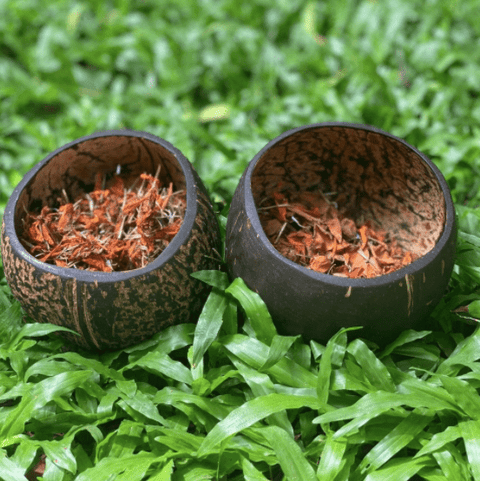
top-left (358, 225), bottom-right (368, 249)
top-left (309, 255), bottom-right (331, 273)
top-left (327, 217), bottom-right (342, 243)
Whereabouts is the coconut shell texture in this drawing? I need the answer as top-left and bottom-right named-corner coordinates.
top-left (1, 133), bottom-right (222, 351)
top-left (226, 123), bottom-right (456, 346)
top-left (250, 126), bottom-right (446, 257)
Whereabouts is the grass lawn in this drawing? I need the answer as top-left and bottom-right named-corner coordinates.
top-left (1, 0), bottom-right (480, 479)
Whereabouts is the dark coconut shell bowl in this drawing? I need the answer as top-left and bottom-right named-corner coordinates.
top-left (1, 130), bottom-right (221, 351)
top-left (226, 122), bottom-right (456, 346)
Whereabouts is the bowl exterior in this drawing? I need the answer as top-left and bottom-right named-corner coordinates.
top-left (1, 131), bottom-right (221, 351)
top-left (225, 123), bottom-right (456, 346)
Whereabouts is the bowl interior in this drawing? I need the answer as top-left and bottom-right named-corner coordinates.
top-left (251, 126), bottom-right (446, 258)
top-left (14, 135), bottom-right (186, 235)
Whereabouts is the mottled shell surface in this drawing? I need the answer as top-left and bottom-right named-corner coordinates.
top-left (1, 131), bottom-right (221, 351)
top-left (225, 123), bottom-right (456, 346)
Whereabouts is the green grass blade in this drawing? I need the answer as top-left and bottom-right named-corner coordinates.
top-left (36, 437), bottom-right (77, 474)
top-left (314, 391), bottom-right (408, 425)
top-left (438, 374), bottom-right (480, 419)
top-left (356, 408), bottom-right (433, 475)
top-left (397, 377), bottom-right (463, 414)
top-left (225, 277), bottom-right (277, 346)
top-left (459, 420), bottom-right (480, 481)
top-left (6, 322), bottom-right (79, 350)
top-left (0, 297), bottom-right (23, 345)
top-left (363, 456), bottom-right (432, 481)
top-left (379, 330), bottom-right (432, 358)
top-left (191, 289), bottom-right (228, 367)
top-left (261, 425), bottom-right (317, 481)
top-left (152, 427), bottom-right (203, 453)
top-left (129, 350), bottom-right (194, 385)
top-left (190, 270), bottom-right (230, 290)
top-left (347, 339), bottom-right (396, 392)
top-left (232, 357), bottom-right (294, 437)
top-left (154, 387), bottom-right (231, 421)
top-left (259, 334), bottom-right (299, 371)
top-left (118, 388), bottom-right (170, 426)
top-left (317, 431), bottom-right (347, 481)
top-left (222, 334), bottom-right (317, 388)
top-left (437, 327), bottom-right (480, 376)
top-left (0, 449), bottom-right (27, 481)
top-left (415, 425), bottom-right (462, 458)
top-left (241, 456), bottom-right (270, 480)
top-left (75, 453), bottom-right (159, 481)
top-left (108, 420), bottom-right (144, 458)
top-left (432, 449), bottom-right (470, 481)
top-left (317, 329), bottom-right (348, 407)
top-left (146, 459), bottom-right (175, 481)
top-left (123, 323), bottom-right (194, 355)
top-left (197, 393), bottom-right (319, 456)
top-left (1, 371), bottom-right (92, 438)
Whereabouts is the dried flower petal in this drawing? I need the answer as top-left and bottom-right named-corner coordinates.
top-left (20, 172), bottom-right (186, 272)
top-left (259, 188), bottom-right (417, 279)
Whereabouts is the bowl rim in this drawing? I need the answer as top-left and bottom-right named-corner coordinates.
top-left (2, 129), bottom-right (198, 282)
top-left (242, 121), bottom-right (456, 287)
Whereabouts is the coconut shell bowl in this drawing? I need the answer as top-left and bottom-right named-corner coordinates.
top-left (1, 130), bottom-right (221, 351)
top-left (226, 122), bottom-right (456, 346)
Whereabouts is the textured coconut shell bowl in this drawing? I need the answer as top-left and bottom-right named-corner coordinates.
top-left (1, 130), bottom-right (221, 351)
top-left (226, 122), bottom-right (456, 346)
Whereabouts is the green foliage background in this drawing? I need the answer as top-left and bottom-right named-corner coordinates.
top-left (1, 0), bottom-right (480, 480)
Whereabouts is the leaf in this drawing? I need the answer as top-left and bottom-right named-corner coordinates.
top-left (222, 334), bottom-right (317, 388)
top-left (108, 420), bottom-right (145, 458)
top-left (147, 460), bottom-right (175, 480)
top-left (190, 270), bottom-right (230, 290)
top-left (259, 334), bottom-right (299, 371)
top-left (118, 388), bottom-right (170, 426)
top-left (379, 330), bottom-right (432, 358)
top-left (317, 431), bottom-right (347, 481)
top-left (347, 338), bottom-right (396, 392)
top-left (197, 393), bottom-right (319, 456)
top-left (225, 277), bottom-right (277, 346)
top-left (154, 387), bottom-right (231, 421)
top-left (0, 371), bottom-right (92, 438)
top-left (75, 453), bottom-right (158, 481)
top-left (437, 327), bottom-right (480, 376)
top-left (0, 449), bottom-right (26, 481)
top-left (356, 408), bottom-right (433, 475)
top-left (123, 323), bottom-right (194, 355)
top-left (241, 455), bottom-right (270, 481)
top-left (191, 288), bottom-right (228, 367)
top-left (130, 351), bottom-right (194, 385)
top-left (459, 420), bottom-right (480, 481)
top-left (432, 448), bottom-right (470, 481)
top-left (363, 456), bottom-right (432, 481)
top-left (317, 328), bottom-right (358, 407)
top-left (37, 437), bottom-right (77, 474)
top-left (438, 374), bottom-right (480, 419)
top-left (232, 358), bottom-right (294, 437)
top-left (8, 322), bottom-right (79, 348)
top-left (261, 426), bottom-right (317, 481)
top-left (314, 389), bottom-right (434, 426)
top-left (415, 425), bottom-right (462, 458)
top-left (0, 296), bottom-right (23, 345)
top-left (153, 427), bottom-right (203, 453)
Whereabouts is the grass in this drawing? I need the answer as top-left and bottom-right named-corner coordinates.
top-left (1, 0), bottom-right (480, 479)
